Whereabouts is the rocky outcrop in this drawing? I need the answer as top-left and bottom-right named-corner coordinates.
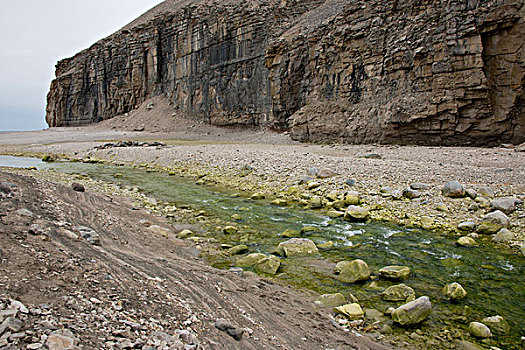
top-left (46, 0), bottom-right (524, 146)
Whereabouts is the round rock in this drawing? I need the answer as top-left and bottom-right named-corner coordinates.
top-left (336, 259), bottom-right (371, 283)
top-left (468, 322), bottom-right (492, 338)
top-left (443, 282), bottom-right (467, 301)
top-left (344, 205), bottom-right (370, 222)
top-left (456, 236), bottom-right (477, 247)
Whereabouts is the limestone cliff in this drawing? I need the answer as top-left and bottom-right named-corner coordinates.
top-left (46, 0), bottom-right (524, 145)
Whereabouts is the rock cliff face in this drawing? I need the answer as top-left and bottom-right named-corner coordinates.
top-left (46, 0), bottom-right (524, 146)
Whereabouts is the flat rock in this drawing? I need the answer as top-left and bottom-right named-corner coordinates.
top-left (46, 329), bottom-right (77, 350)
top-left (458, 221), bottom-right (476, 232)
top-left (236, 253), bottom-right (266, 267)
top-left (490, 197), bottom-right (521, 214)
top-left (254, 255), bottom-right (281, 275)
top-left (391, 296), bottom-right (432, 326)
top-left (314, 293), bottom-right (346, 308)
top-left (334, 303), bottom-right (364, 320)
top-left (478, 186), bottom-right (495, 198)
top-left (379, 266), bottom-right (411, 280)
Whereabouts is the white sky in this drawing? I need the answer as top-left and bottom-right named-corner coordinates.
top-left (0, 0), bottom-right (164, 131)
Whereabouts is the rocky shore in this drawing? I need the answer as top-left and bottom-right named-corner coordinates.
top-left (1, 127), bottom-right (524, 349)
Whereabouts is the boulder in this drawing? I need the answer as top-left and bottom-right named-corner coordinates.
top-left (443, 282), bottom-right (467, 301)
top-left (381, 284), bottom-right (415, 301)
top-left (334, 303), bottom-right (364, 320)
top-left (468, 322), bottom-right (492, 338)
top-left (379, 266), bottom-right (411, 280)
top-left (477, 210), bottom-right (510, 234)
top-left (490, 197), bottom-right (521, 214)
top-left (314, 293), bottom-right (346, 308)
top-left (442, 181), bottom-right (465, 198)
top-left (336, 259), bottom-right (371, 283)
top-left (274, 238), bottom-right (318, 257)
top-left (255, 255), bottom-right (281, 275)
top-left (481, 315), bottom-right (511, 335)
top-left (344, 205), bottom-right (370, 222)
top-left (456, 236), bottom-right (477, 247)
top-left (391, 296), bottom-right (432, 326)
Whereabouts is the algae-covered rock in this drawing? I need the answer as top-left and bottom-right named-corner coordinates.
top-left (271, 199), bottom-right (288, 206)
top-left (391, 296), bottom-right (432, 326)
top-left (443, 282), bottom-right (467, 301)
top-left (344, 205), bottom-right (370, 222)
top-left (456, 236), bottom-right (477, 247)
top-left (281, 229), bottom-right (301, 238)
top-left (231, 214), bottom-right (242, 221)
top-left (255, 255), bottom-right (281, 275)
top-left (228, 245), bottom-right (249, 255)
top-left (314, 293), bottom-right (346, 308)
top-left (326, 210), bottom-right (344, 218)
top-left (381, 284), bottom-right (415, 301)
top-left (300, 226), bottom-right (320, 234)
top-left (478, 210), bottom-right (510, 234)
top-left (458, 221), bottom-right (476, 232)
top-left (379, 266), bottom-right (411, 280)
top-left (309, 196), bottom-right (323, 209)
top-left (334, 303), bottom-right (364, 320)
top-left (177, 229), bottom-right (193, 239)
top-left (317, 241), bottom-right (334, 249)
top-left (481, 315), bottom-right (510, 335)
top-left (344, 191), bottom-right (360, 205)
top-left (274, 238), bottom-right (318, 257)
top-left (468, 322), bottom-right (492, 338)
top-left (223, 226), bottom-right (238, 234)
top-left (336, 259), bottom-right (371, 283)
top-left (236, 253), bottom-right (267, 267)
top-left (492, 228), bottom-right (515, 243)
top-left (250, 192), bottom-right (265, 200)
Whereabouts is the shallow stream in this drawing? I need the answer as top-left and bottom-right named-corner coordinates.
top-left (1, 155), bottom-right (524, 348)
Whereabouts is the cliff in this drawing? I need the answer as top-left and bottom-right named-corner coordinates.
top-left (46, 0), bottom-right (525, 146)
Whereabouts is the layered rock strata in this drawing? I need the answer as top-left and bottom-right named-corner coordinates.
top-left (46, 0), bottom-right (524, 145)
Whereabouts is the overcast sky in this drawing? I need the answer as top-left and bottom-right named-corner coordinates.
top-left (0, 0), bottom-right (164, 131)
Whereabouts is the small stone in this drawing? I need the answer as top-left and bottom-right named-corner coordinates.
top-left (380, 324), bottom-right (393, 334)
top-left (391, 296), bottom-right (432, 326)
top-left (364, 153), bottom-right (382, 159)
top-left (231, 214), bottom-right (242, 220)
top-left (317, 168), bottom-right (335, 179)
top-left (435, 203), bottom-right (448, 212)
top-left (468, 322), bottom-right (492, 338)
top-left (307, 182), bottom-right (321, 190)
top-left (492, 228), bottom-right (515, 243)
top-left (215, 319), bottom-right (243, 341)
top-left (345, 179), bottom-right (356, 186)
top-left (391, 190), bottom-right (403, 200)
top-left (403, 188), bottom-right (421, 199)
top-left (326, 210), bottom-right (344, 218)
top-left (456, 236), bottom-right (477, 247)
top-left (223, 226), bottom-right (238, 234)
top-left (478, 210), bottom-right (510, 234)
top-left (379, 266), bottom-right (411, 280)
top-left (481, 315), bottom-right (511, 335)
top-left (71, 183), bottom-right (85, 192)
top-left (334, 303), bottom-right (364, 320)
top-left (336, 259), bottom-right (371, 283)
top-left (317, 241), bottom-right (333, 249)
top-left (458, 221), bottom-right (476, 232)
top-left (314, 293), bottom-right (346, 308)
top-left (344, 205), bottom-right (370, 222)
top-left (457, 340), bottom-right (485, 350)
top-left (16, 209), bottom-right (36, 218)
top-left (442, 181), bottom-right (465, 198)
top-left (381, 284), bottom-right (415, 301)
top-left (274, 238), bottom-right (319, 257)
top-left (75, 226), bottom-right (100, 245)
top-left (443, 282), bottom-right (467, 301)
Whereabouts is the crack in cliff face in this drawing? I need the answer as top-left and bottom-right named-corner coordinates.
top-left (46, 0), bottom-right (524, 145)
